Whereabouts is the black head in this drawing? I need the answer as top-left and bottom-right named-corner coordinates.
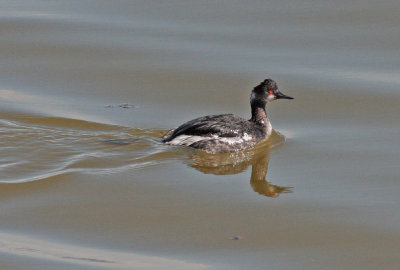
top-left (251, 79), bottom-right (294, 103)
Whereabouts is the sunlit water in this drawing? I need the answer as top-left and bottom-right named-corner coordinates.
top-left (1, 1), bottom-right (400, 270)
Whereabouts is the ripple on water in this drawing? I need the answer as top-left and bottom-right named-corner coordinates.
top-left (0, 112), bottom-right (180, 184)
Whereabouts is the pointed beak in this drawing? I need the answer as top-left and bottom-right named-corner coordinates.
top-left (275, 91), bottom-right (294, 100)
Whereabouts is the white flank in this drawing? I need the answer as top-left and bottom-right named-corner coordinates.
top-left (167, 135), bottom-right (211, 146)
top-left (167, 134), bottom-right (252, 146)
top-left (243, 132), bottom-right (252, 141)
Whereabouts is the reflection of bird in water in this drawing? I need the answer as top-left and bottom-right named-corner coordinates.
top-left (249, 154), bottom-right (291, 198)
top-left (188, 130), bottom-right (292, 198)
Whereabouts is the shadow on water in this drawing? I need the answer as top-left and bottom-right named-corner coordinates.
top-left (185, 130), bottom-right (293, 198)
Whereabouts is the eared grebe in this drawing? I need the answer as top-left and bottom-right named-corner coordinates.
top-left (162, 79), bottom-right (293, 153)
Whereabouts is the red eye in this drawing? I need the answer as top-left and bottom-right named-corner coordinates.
top-left (268, 90), bottom-right (274, 94)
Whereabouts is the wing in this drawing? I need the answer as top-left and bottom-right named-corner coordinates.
top-left (162, 114), bottom-right (248, 142)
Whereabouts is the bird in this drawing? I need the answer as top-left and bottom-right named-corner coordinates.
top-left (162, 79), bottom-right (293, 154)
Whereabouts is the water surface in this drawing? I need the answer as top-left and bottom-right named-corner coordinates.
top-left (1, 1), bottom-right (400, 269)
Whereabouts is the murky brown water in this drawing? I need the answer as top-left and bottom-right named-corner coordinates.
top-left (1, 1), bottom-right (400, 269)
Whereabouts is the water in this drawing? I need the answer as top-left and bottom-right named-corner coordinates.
top-left (1, 1), bottom-right (400, 269)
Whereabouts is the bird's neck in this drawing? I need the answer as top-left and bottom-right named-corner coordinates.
top-left (250, 102), bottom-right (268, 126)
